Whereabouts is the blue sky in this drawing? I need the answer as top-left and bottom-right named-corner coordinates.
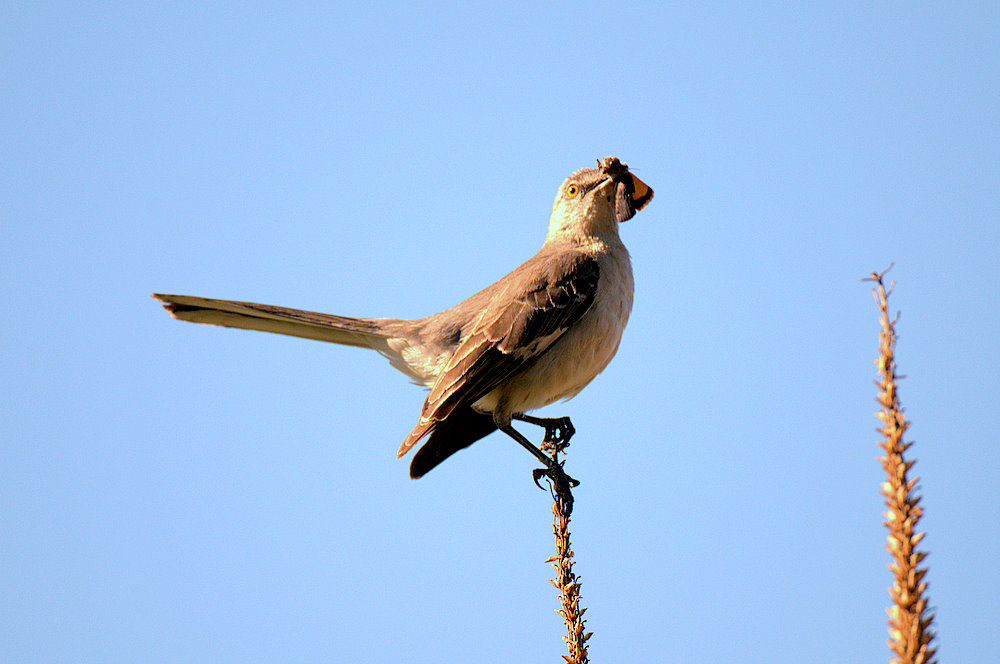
top-left (3, 2), bottom-right (998, 662)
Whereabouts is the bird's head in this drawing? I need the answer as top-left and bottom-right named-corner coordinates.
top-left (546, 157), bottom-right (653, 244)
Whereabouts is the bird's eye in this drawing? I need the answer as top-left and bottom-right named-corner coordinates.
top-left (566, 184), bottom-right (579, 197)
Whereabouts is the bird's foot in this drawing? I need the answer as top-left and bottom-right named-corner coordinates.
top-left (532, 462), bottom-right (578, 514)
top-left (542, 416), bottom-right (575, 447)
top-left (532, 463), bottom-right (580, 489)
top-left (514, 414), bottom-right (576, 450)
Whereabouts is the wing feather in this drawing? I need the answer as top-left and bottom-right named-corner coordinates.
top-left (422, 254), bottom-right (600, 424)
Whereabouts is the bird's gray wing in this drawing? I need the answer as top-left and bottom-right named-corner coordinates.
top-left (397, 252), bottom-right (600, 457)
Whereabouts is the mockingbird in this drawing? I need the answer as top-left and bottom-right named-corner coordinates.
top-left (154, 156), bottom-right (652, 487)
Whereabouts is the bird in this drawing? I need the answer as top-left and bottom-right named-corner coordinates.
top-left (153, 156), bottom-right (652, 488)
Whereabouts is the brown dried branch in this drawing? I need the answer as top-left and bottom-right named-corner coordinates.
top-left (866, 265), bottom-right (937, 664)
top-left (541, 439), bottom-right (590, 663)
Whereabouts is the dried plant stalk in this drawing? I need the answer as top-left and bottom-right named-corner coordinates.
top-left (867, 265), bottom-right (937, 664)
top-left (541, 439), bottom-right (590, 664)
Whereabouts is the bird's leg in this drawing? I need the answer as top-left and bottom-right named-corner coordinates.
top-left (497, 423), bottom-right (572, 477)
top-left (513, 414), bottom-right (576, 448)
top-left (497, 421), bottom-right (579, 515)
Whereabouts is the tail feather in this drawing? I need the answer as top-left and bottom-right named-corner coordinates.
top-left (154, 293), bottom-right (500, 478)
top-left (152, 293), bottom-right (396, 350)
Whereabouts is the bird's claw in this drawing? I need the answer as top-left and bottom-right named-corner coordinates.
top-left (542, 417), bottom-right (576, 447)
top-left (532, 463), bottom-right (580, 491)
top-left (532, 467), bottom-right (549, 490)
top-left (532, 463), bottom-right (578, 515)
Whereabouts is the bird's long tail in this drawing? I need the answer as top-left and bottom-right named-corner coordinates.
top-left (152, 293), bottom-right (400, 353)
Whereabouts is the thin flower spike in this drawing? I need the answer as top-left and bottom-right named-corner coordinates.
top-left (866, 266), bottom-right (938, 664)
top-left (542, 434), bottom-right (589, 664)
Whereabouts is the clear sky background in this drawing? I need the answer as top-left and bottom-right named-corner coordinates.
top-left (3, 3), bottom-right (998, 662)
